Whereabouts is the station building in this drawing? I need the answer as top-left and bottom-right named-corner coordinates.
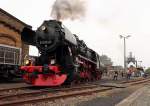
top-left (0, 8), bottom-right (31, 64)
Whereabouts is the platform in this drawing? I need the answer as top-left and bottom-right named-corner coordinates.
top-left (116, 83), bottom-right (150, 106)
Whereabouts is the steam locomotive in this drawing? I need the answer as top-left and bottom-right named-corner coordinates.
top-left (20, 20), bottom-right (102, 86)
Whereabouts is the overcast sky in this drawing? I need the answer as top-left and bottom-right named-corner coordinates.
top-left (1, 0), bottom-right (150, 68)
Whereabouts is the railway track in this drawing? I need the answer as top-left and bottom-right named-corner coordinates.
top-left (124, 78), bottom-right (150, 86)
top-left (0, 77), bottom-right (150, 106)
top-left (100, 77), bottom-right (150, 88)
top-left (0, 85), bottom-right (98, 101)
top-left (0, 85), bottom-right (33, 97)
top-left (0, 85), bottom-right (112, 106)
top-left (120, 77), bottom-right (147, 83)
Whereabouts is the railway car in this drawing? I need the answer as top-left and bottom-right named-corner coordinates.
top-left (20, 20), bottom-right (102, 86)
top-left (0, 44), bottom-right (21, 80)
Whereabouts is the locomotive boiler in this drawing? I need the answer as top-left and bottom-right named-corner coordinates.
top-left (20, 20), bottom-right (102, 86)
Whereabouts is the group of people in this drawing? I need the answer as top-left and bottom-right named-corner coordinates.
top-left (113, 70), bottom-right (131, 80)
top-left (113, 68), bottom-right (132, 80)
top-left (113, 68), bottom-right (145, 80)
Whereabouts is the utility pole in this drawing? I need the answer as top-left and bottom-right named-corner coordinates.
top-left (120, 35), bottom-right (131, 72)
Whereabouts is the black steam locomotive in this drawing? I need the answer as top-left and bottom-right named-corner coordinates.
top-left (20, 20), bottom-right (102, 86)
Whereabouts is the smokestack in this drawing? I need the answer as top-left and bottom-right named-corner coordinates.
top-left (51, 0), bottom-right (86, 21)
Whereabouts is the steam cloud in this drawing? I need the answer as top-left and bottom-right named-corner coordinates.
top-left (51, 0), bottom-right (86, 20)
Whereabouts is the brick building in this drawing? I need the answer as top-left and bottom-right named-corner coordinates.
top-left (0, 8), bottom-right (31, 64)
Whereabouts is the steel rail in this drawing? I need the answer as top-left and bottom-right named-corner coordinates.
top-left (0, 86), bottom-right (113, 106)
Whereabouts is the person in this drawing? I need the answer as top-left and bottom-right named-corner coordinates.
top-left (121, 71), bottom-right (124, 77)
top-left (113, 71), bottom-right (118, 80)
top-left (127, 68), bottom-right (132, 80)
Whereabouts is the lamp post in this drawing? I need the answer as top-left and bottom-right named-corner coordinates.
top-left (120, 35), bottom-right (131, 72)
top-left (138, 61), bottom-right (142, 67)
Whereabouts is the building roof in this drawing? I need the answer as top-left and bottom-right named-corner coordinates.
top-left (0, 8), bottom-right (31, 33)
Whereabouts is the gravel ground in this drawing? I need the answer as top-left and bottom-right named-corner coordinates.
top-left (117, 84), bottom-right (150, 106)
top-left (77, 84), bottom-right (145, 106)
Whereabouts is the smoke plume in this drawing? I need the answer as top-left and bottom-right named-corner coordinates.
top-left (51, 0), bottom-right (86, 20)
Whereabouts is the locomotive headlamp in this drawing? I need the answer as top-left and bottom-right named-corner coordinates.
top-left (25, 60), bottom-right (29, 65)
top-left (41, 26), bottom-right (46, 31)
